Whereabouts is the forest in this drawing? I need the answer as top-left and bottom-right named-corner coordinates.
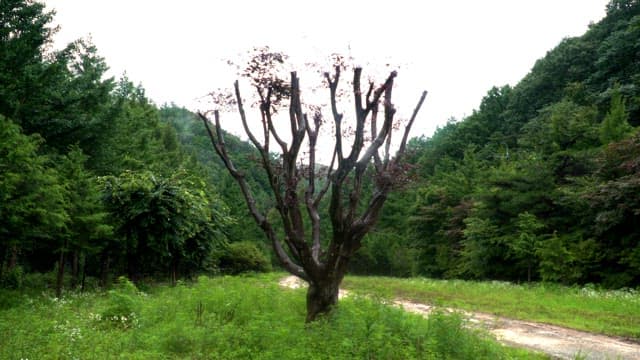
top-left (1, 0), bottom-right (640, 300)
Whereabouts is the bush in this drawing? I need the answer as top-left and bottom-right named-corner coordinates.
top-left (217, 241), bottom-right (272, 274)
top-left (350, 234), bottom-right (418, 277)
top-left (22, 271), bottom-right (53, 290)
top-left (98, 276), bottom-right (141, 329)
top-left (0, 266), bottom-right (24, 289)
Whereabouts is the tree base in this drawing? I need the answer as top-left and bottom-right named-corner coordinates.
top-left (306, 280), bottom-right (340, 322)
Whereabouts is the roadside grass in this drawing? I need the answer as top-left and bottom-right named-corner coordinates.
top-left (0, 273), bottom-right (546, 359)
top-left (341, 276), bottom-right (640, 340)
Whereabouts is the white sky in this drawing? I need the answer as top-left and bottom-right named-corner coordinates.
top-left (44, 1), bottom-right (609, 140)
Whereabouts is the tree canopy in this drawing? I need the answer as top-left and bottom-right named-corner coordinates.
top-left (0, 0), bottom-right (232, 293)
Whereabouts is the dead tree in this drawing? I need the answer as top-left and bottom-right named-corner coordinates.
top-left (199, 65), bottom-right (427, 322)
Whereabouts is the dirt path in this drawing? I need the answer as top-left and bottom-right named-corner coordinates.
top-left (278, 276), bottom-right (640, 360)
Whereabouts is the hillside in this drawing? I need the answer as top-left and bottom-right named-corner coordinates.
top-left (362, 0), bottom-right (640, 287)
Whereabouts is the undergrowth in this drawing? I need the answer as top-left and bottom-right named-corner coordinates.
top-left (342, 276), bottom-right (640, 339)
top-left (0, 273), bottom-right (544, 359)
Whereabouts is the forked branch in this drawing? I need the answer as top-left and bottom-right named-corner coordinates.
top-left (200, 60), bottom-right (427, 321)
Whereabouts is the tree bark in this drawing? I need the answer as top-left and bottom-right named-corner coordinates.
top-left (170, 259), bottom-right (178, 286)
top-left (0, 246), bottom-right (5, 277)
top-left (127, 253), bottom-right (138, 282)
top-left (8, 245), bottom-right (18, 270)
top-left (56, 241), bottom-right (66, 298)
top-left (99, 251), bottom-right (110, 287)
top-left (81, 255), bottom-right (87, 293)
top-left (71, 250), bottom-right (79, 288)
top-left (306, 276), bottom-right (342, 322)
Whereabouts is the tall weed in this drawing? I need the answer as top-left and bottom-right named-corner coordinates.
top-left (0, 274), bottom-right (543, 359)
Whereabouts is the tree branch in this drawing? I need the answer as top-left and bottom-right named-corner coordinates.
top-left (235, 81), bottom-right (264, 151)
top-left (325, 67), bottom-right (344, 162)
top-left (396, 90), bottom-right (428, 159)
top-left (305, 111), bottom-right (323, 260)
top-left (197, 111), bottom-right (308, 280)
top-left (314, 146), bottom-right (337, 207)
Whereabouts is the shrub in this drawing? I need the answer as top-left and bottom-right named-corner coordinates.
top-left (163, 327), bottom-right (196, 355)
top-left (217, 241), bottom-right (272, 274)
top-left (0, 266), bottom-right (24, 289)
top-left (22, 271), bottom-right (52, 290)
top-left (98, 276), bottom-right (141, 329)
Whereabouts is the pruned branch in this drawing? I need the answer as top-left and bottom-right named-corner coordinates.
top-left (201, 57), bottom-right (427, 321)
top-left (325, 67), bottom-right (344, 162)
top-left (197, 111), bottom-right (307, 280)
top-left (396, 90), bottom-right (428, 160)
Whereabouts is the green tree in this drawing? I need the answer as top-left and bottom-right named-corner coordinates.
top-left (600, 88), bottom-right (634, 144)
top-left (586, 133), bottom-right (640, 286)
top-left (54, 146), bottom-right (112, 295)
top-left (0, 116), bottom-right (67, 276)
top-left (159, 104), bottom-right (270, 245)
top-left (458, 155), bottom-right (556, 281)
top-left (1, 1), bottom-right (114, 155)
top-left (511, 212), bottom-right (545, 282)
top-left (536, 231), bottom-right (602, 284)
top-left (547, 100), bottom-right (599, 150)
top-left (408, 148), bottom-right (482, 277)
top-left (0, 0), bottom-right (55, 118)
top-left (458, 214), bottom-right (499, 279)
top-left (102, 170), bottom-right (229, 283)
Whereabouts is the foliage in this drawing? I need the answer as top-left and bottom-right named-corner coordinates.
top-left (0, 115), bottom-right (67, 270)
top-left (379, 0), bottom-right (640, 287)
top-left (584, 133), bottom-right (640, 286)
top-left (99, 276), bottom-right (141, 329)
top-left (351, 229), bottom-right (418, 277)
top-left (1, 1), bottom-right (233, 289)
top-left (0, 0), bottom-right (114, 152)
top-left (511, 212), bottom-right (545, 282)
top-left (0, 266), bottom-right (24, 289)
top-left (3, 0), bottom-right (640, 295)
top-left (216, 241), bottom-right (272, 274)
top-left (101, 170), bottom-right (230, 279)
top-left (158, 104), bottom-right (267, 244)
top-left (599, 87), bottom-right (634, 144)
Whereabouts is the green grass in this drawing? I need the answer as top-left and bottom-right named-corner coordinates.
top-left (342, 276), bottom-right (640, 340)
top-left (0, 273), bottom-right (545, 359)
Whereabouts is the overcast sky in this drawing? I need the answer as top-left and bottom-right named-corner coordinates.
top-left (44, 1), bottom-right (609, 139)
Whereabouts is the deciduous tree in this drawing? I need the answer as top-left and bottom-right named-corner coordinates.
top-left (199, 52), bottom-right (427, 321)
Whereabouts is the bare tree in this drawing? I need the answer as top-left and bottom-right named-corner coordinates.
top-left (198, 55), bottom-right (427, 322)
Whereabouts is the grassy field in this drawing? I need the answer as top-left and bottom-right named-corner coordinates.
top-left (0, 273), bottom-right (545, 359)
top-left (342, 276), bottom-right (640, 340)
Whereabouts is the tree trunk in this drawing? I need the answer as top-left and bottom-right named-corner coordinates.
top-left (127, 253), bottom-right (138, 282)
top-left (0, 246), bottom-right (5, 277)
top-left (56, 243), bottom-right (66, 298)
top-left (99, 251), bottom-right (110, 287)
top-left (170, 259), bottom-right (178, 286)
top-left (306, 276), bottom-right (342, 322)
top-left (8, 245), bottom-right (18, 270)
top-left (81, 255), bottom-right (87, 293)
top-left (71, 250), bottom-right (79, 288)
